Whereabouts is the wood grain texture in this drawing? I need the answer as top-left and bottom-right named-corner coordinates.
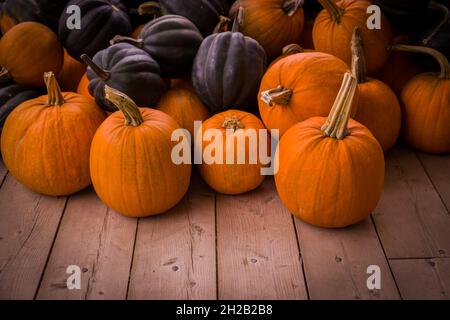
top-left (417, 152), bottom-right (450, 212)
top-left (373, 146), bottom-right (450, 259)
top-left (0, 176), bottom-right (66, 299)
top-left (390, 258), bottom-right (450, 299)
top-left (128, 176), bottom-right (216, 300)
top-left (296, 218), bottom-right (400, 300)
top-left (217, 178), bottom-right (307, 300)
top-left (36, 188), bottom-right (136, 300)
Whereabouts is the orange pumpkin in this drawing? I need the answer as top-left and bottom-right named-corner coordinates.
top-left (157, 78), bottom-right (210, 138)
top-left (258, 51), bottom-right (352, 137)
top-left (269, 43), bottom-right (314, 69)
top-left (196, 110), bottom-right (269, 195)
top-left (90, 86), bottom-right (191, 217)
top-left (312, 0), bottom-right (392, 73)
top-left (57, 49), bottom-right (87, 92)
top-left (393, 45), bottom-right (450, 154)
top-left (229, 0), bottom-right (304, 60)
top-left (0, 22), bottom-right (63, 87)
top-left (1, 72), bottom-right (106, 196)
top-left (351, 28), bottom-right (401, 152)
top-left (77, 73), bottom-right (93, 99)
top-left (275, 72), bottom-right (384, 228)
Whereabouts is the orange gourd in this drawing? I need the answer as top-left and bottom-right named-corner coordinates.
top-left (196, 110), bottom-right (269, 195)
top-left (275, 72), bottom-right (384, 228)
top-left (90, 86), bottom-right (191, 217)
top-left (0, 22), bottom-right (63, 87)
top-left (258, 51), bottom-right (352, 137)
top-left (57, 49), bottom-right (87, 92)
top-left (77, 73), bottom-right (93, 99)
top-left (157, 79), bottom-right (210, 138)
top-left (312, 0), bottom-right (392, 73)
top-left (1, 72), bottom-right (106, 196)
top-left (393, 45), bottom-right (450, 154)
top-left (351, 28), bottom-right (401, 152)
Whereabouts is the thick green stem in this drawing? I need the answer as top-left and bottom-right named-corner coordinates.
top-left (282, 0), bottom-right (303, 17)
top-left (232, 6), bottom-right (244, 33)
top-left (222, 116), bottom-right (245, 132)
top-left (44, 72), bottom-right (65, 106)
top-left (321, 72), bottom-right (358, 140)
top-left (104, 85), bottom-right (144, 127)
top-left (390, 44), bottom-right (450, 80)
top-left (351, 27), bottom-right (367, 84)
top-left (110, 35), bottom-right (144, 48)
top-left (317, 0), bottom-right (344, 23)
top-left (80, 54), bottom-right (110, 82)
top-left (260, 85), bottom-right (293, 107)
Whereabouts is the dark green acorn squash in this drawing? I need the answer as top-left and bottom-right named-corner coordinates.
top-left (0, 0), bottom-right (43, 34)
top-left (192, 7), bottom-right (267, 113)
top-left (374, 0), bottom-right (430, 31)
top-left (81, 42), bottom-right (165, 112)
top-left (59, 0), bottom-right (132, 61)
top-left (36, 0), bottom-right (70, 31)
top-left (0, 83), bottom-right (42, 127)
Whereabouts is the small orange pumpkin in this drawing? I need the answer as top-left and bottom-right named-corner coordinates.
top-left (351, 27), bottom-right (401, 152)
top-left (157, 79), bottom-right (210, 138)
top-left (1, 72), bottom-right (106, 196)
top-left (77, 73), bottom-right (93, 99)
top-left (196, 110), bottom-right (269, 195)
top-left (275, 72), bottom-right (384, 228)
top-left (90, 86), bottom-right (191, 217)
top-left (57, 49), bottom-right (87, 92)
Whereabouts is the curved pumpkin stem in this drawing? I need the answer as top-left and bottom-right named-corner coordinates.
top-left (110, 35), bottom-right (144, 48)
top-left (222, 116), bottom-right (245, 132)
top-left (44, 72), bottom-right (65, 106)
top-left (321, 72), bottom-right (358, 140)
top-left (282, 0), bottom-right (304, 17)
top-left (422, 1), bottom-right (449, 45)
top-left (282, 44), bottom-right (305, 55)
top-left (390, 44), bottom-right (450, 80)
top-left (317, 0), bottom-right (344, 23)
top-left (260, 85), bottom-right (293, 107)
top-left (80, 54), bottom-right (111, 82)
top-left (137, 1), bottom-right (162, 17)
top-left (213, 16), bottom-right (231, 33)
top-left (104, 85), bottom-right (144, 127)
top-left (351, 27), bottom-right (367, 84)
top-left (232, 6), bottom-right (244, 33)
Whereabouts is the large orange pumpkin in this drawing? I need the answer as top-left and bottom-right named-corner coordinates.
top-left (0, 22), bottom-right (63, 87)
top-left (1, 72), bottom-right (106, 196)
top-left (312, 0), bottom-right (392, 73)
top-left (90, 86), bottom-right (192, 217)
top-left (393, 45), bottom-right (450, 154)
top-left (275, 72), bottom-right (384, 228)
top-left (57, 49), bottom-right (87, 92)
top-left (196, 110), bottom-right (269, 195)
top-left (229, 0), bottom-right (304, 60)
top-left (258, 51), bottom-right (352, 137)
top-left (351, 27), bottom-right (401, 152)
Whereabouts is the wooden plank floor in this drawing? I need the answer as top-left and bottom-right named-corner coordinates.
top-left (0, 144), bottom-right (449, 300)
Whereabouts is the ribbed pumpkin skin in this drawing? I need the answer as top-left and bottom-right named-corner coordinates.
top-left (90, 108), bottom-right (192, 217)
top-left (192, 32), bottom-right (267, 113)
top-left (139, 15), bottom-right (203, 78)
top-left (275, 117), bottom-right (384, 228)
top-left (313, 0), bottom-right (392, 73)
top-left (87, 43), bottom-right (165, 112)
top-left (229, 0), bottom-right (305, 60)
top-left (401, 73), bottom-right (450, 154)
top-left (0, 22), bottom-right (63, 87)
top-left (1, 93), bottom-right (106, 196)
top-left (196, 110), bottom-right (268, 195)
top-left (258, 52), bottom-right (350, 137)
top-left (0, 84), bottom-right (42, 127)
top-left (159, 0), bottom-right (228, 36)
top-left (58, 0), bottom-right (132, 60)
top-left (354, 78), bottom-right (401, 152)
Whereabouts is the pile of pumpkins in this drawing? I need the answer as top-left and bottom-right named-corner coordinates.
top-left (0, 0), bottom-right (448, 228)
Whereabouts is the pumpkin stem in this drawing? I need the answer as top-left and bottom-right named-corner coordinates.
top-left (351, 27), bottom-right (367, 84)
top-left (44, 72), bottom-right (65, 106)
top-left (213, 16), bottom-right (231, 33)
top-left (137, 1), bottom-right (162, 17)
top-left (321, 72), bottom-right (358, 140)
top-left (422, 1), bottom-right (449, 45)
top-left (260, 85), bottom-right (293, 106)
top-left (80, 54), bottom-right (111, 82)
top-left (317, 0), bottom-right (344, 24)
top-left (282, 44), bottom-right (305, 55)
top-left (232, 6), bottom-right (244, 33)
top-left (390, 44), bottom-right (450, 80)
top-left (104, 85), bottom-right (144, 127)
top-left (0, 66), bottom-right (10, 81)
top-left (282, 0), bottom-right (304, 17)
top-left (110, 35), bottom-right (145, 48)
top-left (222, 116), bottom-right (245, 132)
